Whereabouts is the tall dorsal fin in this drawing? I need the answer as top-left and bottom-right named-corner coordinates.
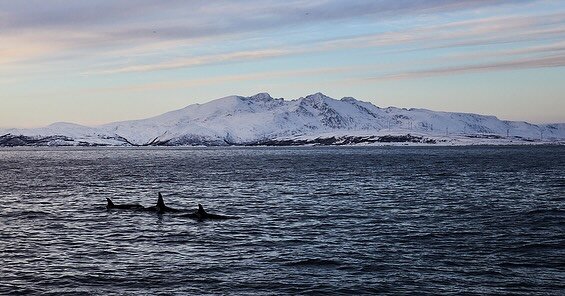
top-left (106, 198), bottom-right (114, 207)
top-left (157, 192), bottom-right (165, 208)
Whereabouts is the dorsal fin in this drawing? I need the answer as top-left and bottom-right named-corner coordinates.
top-left (106, 198), bottom-right (114, 207)
top-left (157, 192), bottom-right (165, 209)
top-left (197, 203), bottom-right (207, 215)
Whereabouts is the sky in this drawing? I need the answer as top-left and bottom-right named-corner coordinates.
top-left (1, 0), bottom-right (564, 128)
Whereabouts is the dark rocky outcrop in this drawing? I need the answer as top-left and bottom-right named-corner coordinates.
top-left (247, 134), bottom-right (436, 146)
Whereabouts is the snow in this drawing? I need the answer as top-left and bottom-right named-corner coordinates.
top-left (1, 92), bottom-right (564, 146)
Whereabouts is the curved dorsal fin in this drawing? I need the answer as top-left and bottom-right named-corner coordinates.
top-left (106, 198), bottom-right (114, 207)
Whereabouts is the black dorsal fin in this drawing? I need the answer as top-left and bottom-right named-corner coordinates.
top-left (157, 192), bottom-right (166, 209)
top-left (106, 198), bottom-right (114, 207)
top-left (197, 203), bottom-right (207, 215)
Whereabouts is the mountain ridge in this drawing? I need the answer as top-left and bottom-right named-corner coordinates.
top-left (1, 92), bottom-right (564, 146)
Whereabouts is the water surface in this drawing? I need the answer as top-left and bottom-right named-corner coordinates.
top-left (0, 146), bottom-right (564, 295)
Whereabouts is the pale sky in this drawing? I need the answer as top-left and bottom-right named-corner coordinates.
top-left (1, 0), bottom-right (564, 128)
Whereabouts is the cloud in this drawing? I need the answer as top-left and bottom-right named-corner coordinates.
top-left (1, 1), bottom-right (530, 32)
top-left (2, 0), bottom-right (562, 88)
top-left (445, 40), bottom-right (565, 61)
top-left (93, 48), bottom-right (295, 74)
top-left (368, 54), bottom-right (565, 81)
top-left (91, 66), bottom-right (355, 93)
top-left (0, 1), bottom-right (535, 62)
top-left (314, 11), bottom-right (565, 52)
top-left (86, 9), bottom-right (565, 74)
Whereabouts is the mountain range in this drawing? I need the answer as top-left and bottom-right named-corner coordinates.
top-left (1, 92), bottom-right (564, 146)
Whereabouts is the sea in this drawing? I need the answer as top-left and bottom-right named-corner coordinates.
top-left (0, 146), bottom-right (563, 295)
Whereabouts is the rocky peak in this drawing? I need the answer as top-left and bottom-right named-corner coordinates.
top-left (304, 92), bottom-right (331, 101)
top-left (248, 92), bottom-right (274, 101)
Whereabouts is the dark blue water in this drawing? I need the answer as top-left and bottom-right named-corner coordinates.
top-left (0, 146), bottom-right (564, 295)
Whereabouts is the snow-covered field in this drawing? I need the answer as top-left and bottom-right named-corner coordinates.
top-left (1, 93), bottom-right (564, 146)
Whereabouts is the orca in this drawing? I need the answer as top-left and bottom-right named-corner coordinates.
top-left (105, 193), bottom-right (239, 220)
top-left (106, 198), bottom-right (145, 210)
top-left (182, 203), bottom-right (239, 220)
top-left (105, 193), bottom-right (180, 213)
top-left (155, 192), bottom-right (182, 214)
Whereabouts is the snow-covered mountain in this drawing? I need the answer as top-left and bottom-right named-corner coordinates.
top-left (1, 92), bottom-right (564, 146)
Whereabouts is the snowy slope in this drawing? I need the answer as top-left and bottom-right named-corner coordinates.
top-left (1, 92), bottom-right (564, 146)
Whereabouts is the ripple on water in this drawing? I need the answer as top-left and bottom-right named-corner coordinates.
top-left (0, 146), bottom-right (563, 295)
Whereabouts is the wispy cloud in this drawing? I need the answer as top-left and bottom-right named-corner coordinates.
top-left (1, 1), bottom-right (529, 32)
top-left (368, 54), bottom-right (565, 81)
top-left (444, 40), bottom-right (565, 61)
top-left (315, 12), bottom-right (565, 52)
top-left (93, 49), bottom-right (294, 74)
top-left (0, 0), bottom-right (536, 65)
top-left (90, 66), bottom-right (357, 93)
top-left (84, 9), bottom-right (565, 75)
top-left (2, 2), bottom-right (564, 81)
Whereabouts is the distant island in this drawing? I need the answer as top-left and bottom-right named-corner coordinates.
top-left (1, 92), bottom-right (564, 147)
